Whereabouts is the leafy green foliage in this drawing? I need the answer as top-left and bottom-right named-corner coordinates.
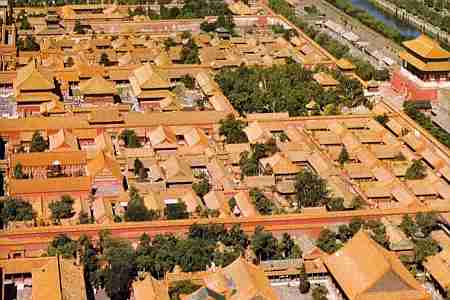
top-left (134, 158), bottom-right (144, 176)
top-left (74, 20), bottom-right (85, 34)
top-left (316, 229), bottom-right (340, 254)
top-left (192, 173), bottom-right (210, 198)
top-left (326, 0), bottom-right (405, 43)
top-left (169, 280), bottom-right (201, 300)
top-left (216, 64), bottom-right (367, 116)
top-left (295, 169), bottom-right (329, 208)
top-left (312, 285), bottom-right (329, 300)
top-left (219, 114), bottom-right (248, 144)
top-left (125, 186), bottom-right (160, 222)
top-left (374, 113), bottom-right (389, 126)
top-left (99, 52), bottom-right (111, 66)
top-left (13, 163), bottom-right (25, 179)
top-left (405, 159), bottom-right (427, 180)
top-left (30, 131), bottom-right (47, 152)
top-left (101, 237), bottom-right (137, 300)
top-left (49, 195), bottom-right (75, 222)
top-left (47, 234), bottom-right (77, 258)
top-left (327, 197), bottom-right (345, 211)
top-left (338, 146), bottom-right (349, 165)
top-left (414, 237), bottom-right (439, 263)
top-left (180, 38), bottom-right (200, 64)
top-left (119, 129), bottom-right (142, 148)
top-left (164, 202), bottom-right (189, 220)
top-left (403, 102), bottom-right (450, 147)
top-left (1, 197), bottom-right (34, 225)
top-left (180, 75), bottom-right (195, 89)
top-left (200, 13), bottom-right (235, 33)
top-left (251, 226), bottom-right (280, 261)
top-left (250, 188), bottom-right (276, 215)
top-left (17, 35), bottom-right (40, 51)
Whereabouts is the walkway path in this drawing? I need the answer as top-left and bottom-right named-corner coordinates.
top-left (313, 0), bottom-right (403, 66)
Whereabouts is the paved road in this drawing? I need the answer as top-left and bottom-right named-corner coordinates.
top-left (312, 0), bottom-right (402, 66)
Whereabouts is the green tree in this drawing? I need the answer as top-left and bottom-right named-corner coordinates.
top-left (219, 114), bottom-right (248, 144)
top-left (1, 197), bottom-right (34, 226)
top-left (180, 75), bottom-right (195, 89)
top-left (13, 163), bottom-right (25, 179)
top-left (400, 214), bottom-right (417, 237)
top-left (192, 174), bottom-right (210, 198)
top-left (99, 52), bottom-right (111, 66)
top-left (415, 212), bottom-right (437, 236)
top-left (133, 158), bottom-right (144, 176)
top-left (49, 195), bottom-right (75, 223)
top-left (278, 232), bottom-right (301, 258)
top-left (312, 285), bottom-right (329, 300)
top-left (338, 224), bottom-right (353, 243)
top-left (119, 129), bottom-right (141, 148)
top-left (169, 280), bottom-right (201, 300)
top-left (19, 15), bottom-right (31, 30)
top-left (74, 20), bottom-right (85, 34)
top-left (327, 197), bottom-right (345, 211)
top-left (414, 237), bottom-right (439, 264)
top-left (164, 37), bottom-right (176, 50)
top-left (125, 186), bottom-right (159, 222)
top-left (350, 196), bottom-right (364, 210)
top-left (222, 224), bottom-right (249, 250)
top-left (101, 237), bottom-right (137, 300)
top-left (250, 188), bottom-right (275, 215)
top-left (348, 217), bottom-right (364, 235)
top-left (30, 131), bottom-right (47, 152)
top-left (251, 226), bottom-right (279, 261)
top-left (295, 169), bottom-right (329, 208)
top-left (165, 202), bottom-right (189, 220)
top-left (47, 234), bottom-right (77, 258)
top-left (316, 229), bottom-right (339, 254)
top-left (374, 113), bottom-right (389, 126)
top-left (78, 235), bottom-right (99, 300)
top-left (338, 146), bottom-right (349, 165)
top-left (239, 151), bottom-right (259, 177)
top-left (405, 159), bottom-right (427, 180)
top-left (180, 38), bottom-right (200, 64)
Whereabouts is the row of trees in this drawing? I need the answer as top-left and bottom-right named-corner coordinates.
top-left (387, 0), bottom-right (450, 33)
top-left (127, 0), bottom-right (230, 20)
top-left (0, 195), bottom-right (81, 228)
top-left (403, 102), bottom-right (450, 148)
top-left (215, 63), bottom-right (368, 117)
top-left (326, 0), bottom-right (406, 43)
top-left (399, 213), bottom-right (440, 274)
top-left (316, 217), bottom-right (388, 253)
top-left (46, 224), bottom-right (300, 300)
top-left (268, 0), bottom-right (389, 81)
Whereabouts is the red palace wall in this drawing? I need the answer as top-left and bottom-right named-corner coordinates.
top-left (391, 70), bottom-right (438, 102)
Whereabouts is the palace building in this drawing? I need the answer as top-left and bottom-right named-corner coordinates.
top-left (399, 35), bottom-right (450, 82)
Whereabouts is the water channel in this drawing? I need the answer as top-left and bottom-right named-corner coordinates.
top-left (350, 0), bottom-right (421, 38)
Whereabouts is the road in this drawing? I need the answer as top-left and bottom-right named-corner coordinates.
top-left (312, 0), bottom-right (403, 66)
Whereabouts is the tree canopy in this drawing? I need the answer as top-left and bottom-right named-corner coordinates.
top-left (119, 129), bottom-right (142, 148)
top-left (218, 114), bottom-right (248, 144)
top-left (1, 197), bottom-right (34, 226)
top-left (30, 131), bottom-right (47, 152)
top-left (295, 169), bottom-right (329, 208)
top-left (405, 159), bottom-right (427, 180)
top-left (49, 195), bottom-right (75, 223)
top-left (216, 64), bottom-right (367, 117)
top-left (125, 186), bottom-right (160, 222)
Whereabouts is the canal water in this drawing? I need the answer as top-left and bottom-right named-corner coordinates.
top-left (350, 0), bottom-right (421, 38)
